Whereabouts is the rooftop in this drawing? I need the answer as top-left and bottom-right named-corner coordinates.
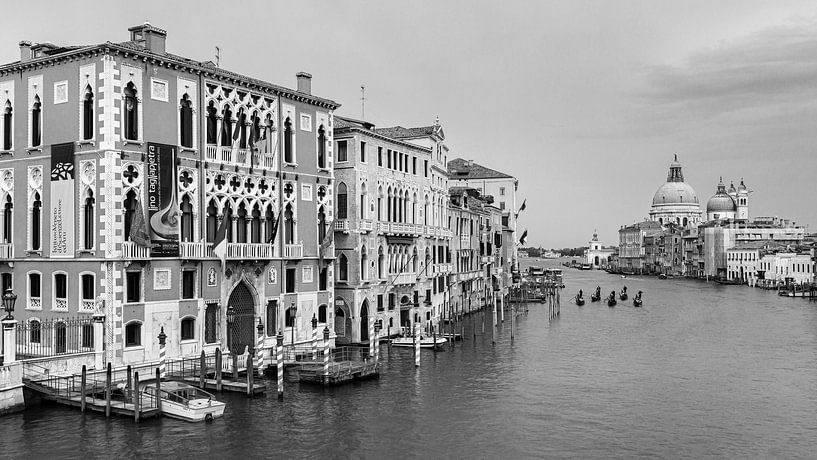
top-left (375, 124), bottom-right (443, 140)
top-left (447, 158), bottom-right (514, 180)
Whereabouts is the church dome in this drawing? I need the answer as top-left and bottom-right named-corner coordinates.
top-left (706, 178), bottom-right (736, 213)
top-left (652, 182), bottom-right (699, 206)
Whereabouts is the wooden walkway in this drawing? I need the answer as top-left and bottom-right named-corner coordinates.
top-left (297, 361), bottom-right (379, 386)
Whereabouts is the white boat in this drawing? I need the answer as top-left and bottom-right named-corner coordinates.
top-left (390, 335), bottom-right (447, 349)
top-left (142, 381), bottom-right (225, 422)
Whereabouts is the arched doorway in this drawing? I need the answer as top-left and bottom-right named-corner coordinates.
top-left (227, 281), bottom-right (256, 354)
top-left (360, 300), bottom-right (369, 342)
top-left (594, 255), bottom-right (600, 266)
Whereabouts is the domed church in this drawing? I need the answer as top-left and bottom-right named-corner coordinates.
top-left (706, 177), bottom-right (749, 221)
top-left (649, 156), bottom-right (702, 227)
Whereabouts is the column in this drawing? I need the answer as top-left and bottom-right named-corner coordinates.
top-left (93, 311), bottom-right (105, 369)
top-left (2, 319), bottom-right (17, 364)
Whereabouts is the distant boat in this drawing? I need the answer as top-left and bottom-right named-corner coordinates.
top-left (575, 295), bottom-right (585, 306)
top-left (607, 292), bottom-right (617, 307)
top-left (591, 291), bottom-right (601, 302)
top-left (658, 274), bottom-right (668, 280)
top-left (633, 291), bottom-right (643, 307)
top-left (391, 336), bottom-right (447, 349)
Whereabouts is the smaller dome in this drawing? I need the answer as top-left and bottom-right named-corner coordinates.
top-left (737, 179), bottom-right (747, 193)
top-left (706, 178), bottom-right (736, 213)
top-left (728, 182), bottom-right (737, 195)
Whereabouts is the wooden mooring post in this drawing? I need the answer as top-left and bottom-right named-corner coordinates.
top-left (126, 365), bottom-right (132, 403)
top-left (105, 362), bottom-right (112, 418)
top-left (133, 371), bottom-right (140, 423)
top-left (155, 368), bottom-right (162, 411)
top-left (215, 348), bottom-right (223, 392)
top-left (80, 365), bottom-right (87, 413)
top-left (199, 350), bottom-right (206, 389)
top-left (246, 354), bottom-right (254, 398)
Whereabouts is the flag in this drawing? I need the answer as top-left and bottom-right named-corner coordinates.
top-left (318, 221), bottom-right (334, 267)
top-left (129, 200), bottom-right (152, 248)
top-left (212, 216), bottom-right (228, 269)
top-left (519, 229), bottom-right (528, 246)
top-left (267, 212), bottom-right (280, 244)
top-left (515, 199), bottom-right (527, 218)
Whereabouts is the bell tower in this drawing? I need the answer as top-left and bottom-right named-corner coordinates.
top-left (737, 178), bottom-right (749, 220)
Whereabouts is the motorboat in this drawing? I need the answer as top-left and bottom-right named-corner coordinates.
top-left (390, 335), bottom-right (447, 349)
top-left (141, 381), bottom-right (225, 422)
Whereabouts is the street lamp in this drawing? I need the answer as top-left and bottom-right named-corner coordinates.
top-left (3, 288), bottom-right (17, 321)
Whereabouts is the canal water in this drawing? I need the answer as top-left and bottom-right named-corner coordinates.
top-left (3, 259), bottom-right (817, 458)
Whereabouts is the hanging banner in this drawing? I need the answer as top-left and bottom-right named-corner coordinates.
top-left (146, 142), bottom-right (180, 257)
top-left (50, 142), bottom-right (75, 258)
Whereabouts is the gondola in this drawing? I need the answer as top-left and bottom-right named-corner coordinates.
top-left (633, 290), bottom-right (643, 307)
top-left (619, 287), bottom-right (628, 301)
top-left (607, 291), bottom-right (617, 307)
top-left (575, 296), bottom-right (585, 306)
top-left (590, 287), bottom-right (601, 302)
top-left (658, 274), bottom-right (667, 280)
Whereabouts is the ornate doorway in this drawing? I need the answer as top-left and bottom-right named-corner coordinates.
top-left (227, 281), bottom-right (256, 354)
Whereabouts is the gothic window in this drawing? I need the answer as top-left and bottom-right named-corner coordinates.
top-left (206, 101), bottom-right (217, 145)
top-left (205, 303), bottom-right (218, 343)
top-left (180, 94), bottom-right (193, 148)
top-left (123, 190), bottom-right (137, 241)
top-left (284, 204), bottom-right (294, 244)
top-left (283, 117), bottom-right (293, 163)
top-left (83, 190), bottom-right (95, 250)
top-left (251, 204), bottom-right (261, 243)
top-left (264, 206), bottom-right (274, 243)
top-left (336, 182), bottom-right (348, 219)
top-left (360, 246), bottom-right (368, 281)
top-left (377, 186), bottom-right (383, 221)
top-left (338, 253), bottom-right (348, 281)
top-left (123, 83), bottom-right (139, 141)
top-left (317, 125), bottom-right (326, 169)
top-left (181, 194), bottom-right (194, 242)
top-left (266, 300), bottom-right (277, 336)
top-left (3, 195), bottom-right (12, 243)
top-left (317, 206), bottom-right (327, 245)
top-left (318, 304), bottom-right (327, 323)
top-left (224, 204), bottom-right (234, 242)
top-left (82, 86), bottom-right (94, 140)
top-left (236, 202), bottom-right (248, 243)
top-left (378, 246), bottom-right (385, 279)
top-left (2, 101), bottom-right (11, 150)
top-left (238, 109), bottom-right (247, 149)
top-left (31, 192), bottom-right (41, 250)
top-left (360, 183), bottom-right (367, 220)
top-left (206, 199), bottom-right (218, 243)
top-left (220, 107), bottom-right (233, 147)
top-left (31, 95), bottom-right (41, 147)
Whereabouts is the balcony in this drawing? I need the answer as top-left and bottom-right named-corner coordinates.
top-left (227, 243), bottom-right (275, 259)
top-left (180, 241), bottom-right (210, 259)
top-left (359, 220), bottom-right (374, 233)
top-left (122, 241), bottom-right (150, 259)
top-left (389, 272), bottom-right (417, 285)
top-left (0, 243), bottom-right (13, 259)
top-left (206, 144), bottom-right (274, 169)
top-left (377, 222), bottom-right (389, 233)
top-left (334, 220), bottom-right (350, 233)
top-left (284, 243), bottom-right (303, 259)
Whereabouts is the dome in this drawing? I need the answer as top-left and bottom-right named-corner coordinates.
top-left (652, 182), bottom-right (699, 206)
top-left (706, 178), bottom-right (736, 213)
top-left (737, 179), bottom-right (747, 192)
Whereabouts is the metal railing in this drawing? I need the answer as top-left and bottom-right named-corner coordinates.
top-left (16, 317), bottom-right (95, 359)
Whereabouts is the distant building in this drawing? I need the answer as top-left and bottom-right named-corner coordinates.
top-left (585, 231), bottom-right (614, 269)
top-left (649, 156), bottom-right (701, 228)
top-left (758, 252), bottom-right (813, 286)
top-left (618, 221), bottom-right (663, 273)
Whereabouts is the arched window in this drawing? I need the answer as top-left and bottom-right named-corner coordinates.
top-left (412, 248), bottom-right (418, 273)
top-left (181, 317), bottom-right (195, 341)
top-left (2, 101), bottom-right (11, 150)
top-left (206, 199), bottom-right (218, 243)
top-left (683, 217), bottom-right (688, 227)
top-left (123, 83), bottom-right (138, 141)
top-left (317, 206), bottom-right (327, 245)
top-left (181, 194), bottom-right (194, 242)
top-left (283, 117), bottom-right (293, 163)
top-left (318, 304), bottom-right (327, 323)
top-left (338, 253), bottom-right (348, 281)
top-left (29, 319), bottom-right (41, 343)
top-left (336, 183), bottom-right (347, 219)
top-left (82, 86), bottom-right (94, 140)
top-left (224, 204), bottom-right (234, 242)
top-left (251, 204), bottom-right (261, 243)
top-left (31, 95), bottom-right (41, 147)
top-left (237, 109), bottom-right (247, 149)
top-left (236, 202), bottom-right (248, 243)
top-left (28, 272), bottom-right (41, 310)
top-left (360, 246), bottom-right (368, 281)
top-left (378, 246), bottom-right (385, 279)
top-left (264, 206), bottom-right (274, 243)
top-left (180, 94), bottom-right (193, 148)
top-left (377, 186), bottom-right (383, 221)
top-left (125, 321), bottom-right (142, 347)
top-left (220, 107), bottom-right (233, 147)
top-left (206, 101), bottom-right (217, 145)
top-left (283, 204), bottom-right (295, 245)
top-left (81, 273), bottom-right (95, 309)
top-left (123, 190), bottom-right (137, 241)
top-left (317, 125), bottom-right (326, 169)
top-left (360, 182), bottom-right (367, 220)
top-left (83, 190), bottom-right (95, 250)
top-left (3, 194), bottom-right (12, 243)
top-left (31, 192), bottom-right (41, 251)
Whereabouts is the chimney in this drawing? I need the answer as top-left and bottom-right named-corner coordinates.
top-left (128, 22), bottom-right (167, 54)
top-left (19, 40), bottom-right (33, 62)
top-left (296, 72), bottom-right (312, 95)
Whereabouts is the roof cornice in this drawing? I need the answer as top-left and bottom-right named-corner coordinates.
top-left (333, 125), bottom-right (432, 153)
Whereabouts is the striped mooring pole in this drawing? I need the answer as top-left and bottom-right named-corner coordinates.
top-left (256, 319), bottom-right (264, 373)
top-left (157, 327), bottom-right (167, 380)
top-left (311, 314), bottom-right (318, 361)
top-left (276, 331), bottom-right (284, 400)
top-left (414, 323), bottom-right (420, 367)
top-left (373, 320), bottom-right (381, 363)
top-left (323, 326), bottom-right (330, 380)
top-left (368, 317), bottom-right (375, 360)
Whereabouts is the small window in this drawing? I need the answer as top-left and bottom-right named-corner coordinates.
top-left (412, 157), bottom-right (417, 175)
top-left (500, 187), bottom-right (505, 196)
top-left (285, 268), bottom-right (296, 293)
top-left (126, 271), bottom-right (141, 303)
top-left (360, 141), bottom-right (366, 163)
top-left (181, 317), bottom-right (195, 340)
top-left (1, 272), bottom-right (11, 293)
top-left (182, 270), bottom-right (195, 299)
top-left (377, 294), bottom-right (384, 312)
top-left (125, 322), bottom-right (142, 347)
top-left (337, 140), bottom-right (347, 162)
top-left (318, 304), bottom-right (327, 323)
top-left (424, 160), bottom-right (429, 177)
top-left (378, 147), bottom-right (383, 167)
top-left (81, 273), bottom-right (94, 300)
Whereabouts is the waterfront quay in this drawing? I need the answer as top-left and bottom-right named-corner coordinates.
top-left (1, 260), bottom-right (816, 457)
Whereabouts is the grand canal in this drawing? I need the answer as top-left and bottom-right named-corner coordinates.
top-left (3, 259), bottom-right (817, 458)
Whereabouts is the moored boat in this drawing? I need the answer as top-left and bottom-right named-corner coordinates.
top-left (391, 336), bottom-right (447, 349)
top-left (658, 274), bottom-right (667, 280)
top-left (141, 381), bottom-right (225, 422)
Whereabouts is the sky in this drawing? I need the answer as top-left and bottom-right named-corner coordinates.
top-left (3, 1), bottom-right (817, 247)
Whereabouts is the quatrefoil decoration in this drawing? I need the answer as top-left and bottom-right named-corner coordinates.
top-left (283, 182), bottom-right (294, 199)
top-left (123, 164), bottom-right (139, 185)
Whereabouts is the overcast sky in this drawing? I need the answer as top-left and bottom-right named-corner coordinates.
top-left (4, 1), bottom-right (817, 247)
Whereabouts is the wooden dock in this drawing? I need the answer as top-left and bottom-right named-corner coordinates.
top-left (296, 361), bottom-right (379, 386)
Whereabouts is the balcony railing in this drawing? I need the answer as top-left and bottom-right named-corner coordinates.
top-left (206, 144), bottom-right (275, 169)
top-left (359, 220), bottom-right (374, 233)
top-left (122, 241), bottom-right (150, 259)
top-left (54, 298), bottom-right (68, 311)
top-left (334, 220), bottom-right (350, 232)
top-left (389, 272), bottom-right (417, 285)
top-left (80, 300), bottom-right (96, 312)
top-left (28, 297), bottom-right (41, 310)
top-left (180, 241), bottom-right (210, 259)
top-left (284, 243), bottom-right (303, 259)
top-left (227, 243), bottom-right (275, 259)
top-left (0, 243), bottom-right (13, 259)
top-left (377, 222), bottom-right (389, 233)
